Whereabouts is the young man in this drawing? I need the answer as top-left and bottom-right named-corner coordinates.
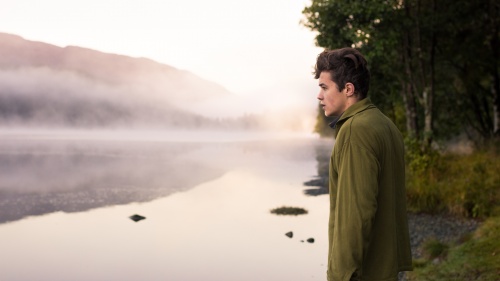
top-left (315, 48), bottom-right (413, 281)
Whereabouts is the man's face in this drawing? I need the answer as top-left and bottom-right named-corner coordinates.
top-left (317, 71), bottom-right (348, 117)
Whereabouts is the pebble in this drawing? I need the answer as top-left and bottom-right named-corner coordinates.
top-left (398, 212), bottom-right (480, 281)
top-left (407, 212), bottom-right (480, 258)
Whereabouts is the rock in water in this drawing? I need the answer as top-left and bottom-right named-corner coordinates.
top-left (129, 214), bottom-right (146, 222)
top-left (285, 231), bottom-right (293, 238)
top-left (307, 238), bottom-right (315, 243)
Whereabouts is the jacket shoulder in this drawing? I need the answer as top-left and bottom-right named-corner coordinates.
top-left (340, 108), bottom-right (403, 152)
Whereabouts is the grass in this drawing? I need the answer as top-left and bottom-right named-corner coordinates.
top-left (421, 238), bottom-right (449, 260)
top-left (404, 145), bottom-right (500, 279)
top-left (405, 146), bottom-right (500, 218)
top-left (312, 139), bottom-right (500, 279)
top-left (314, 139), bottom-right (499, 219)
top-left (270, 206), bottom-right (308, 216)
top-left (407, 216), bottom-right (500, 281)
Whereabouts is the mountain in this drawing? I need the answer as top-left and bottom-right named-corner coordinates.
top-left (0, 32), bottom-right (232, 128)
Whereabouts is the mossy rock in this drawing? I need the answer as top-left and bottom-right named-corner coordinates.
top-left (270, 206), bottom-right (308, 216)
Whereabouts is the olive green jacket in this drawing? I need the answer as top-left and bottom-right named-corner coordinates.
top-left (327, 98), bottom-right (413, 281)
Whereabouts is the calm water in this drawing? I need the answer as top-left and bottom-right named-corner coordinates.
top-left (0, 130), bottom-right (332, 281)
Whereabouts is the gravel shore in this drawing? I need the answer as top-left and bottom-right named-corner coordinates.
top-left (304, 178), bottom-right (481, 281)
top-left (407, 212), bottom-right (480, 258)
top-left (304, 180), bottom-right (482, 259)
top-left (401, 213), bottom-right (480, 281)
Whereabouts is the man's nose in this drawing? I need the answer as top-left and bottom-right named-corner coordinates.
top-left (317, 92), bottom-right (323, 100)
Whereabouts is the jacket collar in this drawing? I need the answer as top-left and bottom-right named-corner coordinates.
top-left (329, 98), bottom-right (376, 130)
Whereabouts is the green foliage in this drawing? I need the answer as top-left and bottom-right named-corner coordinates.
top-left (312, 134), bottom-right (499, 218)
top-left (448, 152), bottom-right (500, 218)
top-left (404, 137), bottom-right (444, 213)
top-left (405, 137), bottom-right (440, 175)
top-left (407, 216), bottom-right (500, 281)
top-left (270, 206), bottom-right (308, 216)
top-left (406, 147), bottom-right (500, 218)
top-left (421, 238), bottom-right (449, 260)
top-left (302, 0), bottom-right (500, 144)
top-left (314, 104), bottom-right (336, 137)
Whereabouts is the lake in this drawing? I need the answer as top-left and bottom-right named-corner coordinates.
top-left (0, 130), bottom-right (333, 281)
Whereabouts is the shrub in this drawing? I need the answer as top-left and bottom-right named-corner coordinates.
top-left (421, 238), bottom-right (449, 260)
top-left (406, 144), bottom-right (500, 218)
top-left (407, 216), bottom-right (500, 281)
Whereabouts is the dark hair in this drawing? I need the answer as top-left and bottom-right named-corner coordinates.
top-left (314, 48), bottom-right (370, 99)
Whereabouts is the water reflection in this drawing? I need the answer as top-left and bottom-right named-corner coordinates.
top-left (0, 139), bottom-right (225, 224)
top-left (0, 132), bottom-right (332, 281)
top-left (303, 140), bottom-right (332, 196)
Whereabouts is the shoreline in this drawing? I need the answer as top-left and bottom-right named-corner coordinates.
top-left (303, 176), bottom-right (481, 258)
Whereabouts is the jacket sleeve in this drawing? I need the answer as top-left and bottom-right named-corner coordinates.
top-left (328, 141), bottom-right (379, 280)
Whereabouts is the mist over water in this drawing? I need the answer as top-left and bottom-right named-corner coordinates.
top-left (0, 135), bottom-right (213, 223)
top-left (0, 130), bottom-right (331, 281)
top-left (0, 33), bottom-right (327, 280)
top-left (0, 33), bottom-right (316, 131)
top-left (0, 130), bottom-right (319, 224)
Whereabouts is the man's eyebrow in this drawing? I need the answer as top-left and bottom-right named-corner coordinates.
top-left (319, 83), bottom-right (327, 87)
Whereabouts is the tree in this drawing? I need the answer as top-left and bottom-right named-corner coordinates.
top-left (439, 0), bottom-right (500, 141)
top-left (302, 0), bottom-right (500, 146)
top-left (314, 104), bottom-right (336, 137)
top-left (302, 0), bottom-right (426, 141)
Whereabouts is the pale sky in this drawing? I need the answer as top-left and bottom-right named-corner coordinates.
top-left (0, 0), bottom-right (323, 116)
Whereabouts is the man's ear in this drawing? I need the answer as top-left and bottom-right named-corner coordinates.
top-left (345, 82), bottom-right (356, 97)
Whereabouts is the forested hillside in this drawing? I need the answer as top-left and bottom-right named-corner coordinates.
top-left (0, 33), bottom-right (231, 128)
